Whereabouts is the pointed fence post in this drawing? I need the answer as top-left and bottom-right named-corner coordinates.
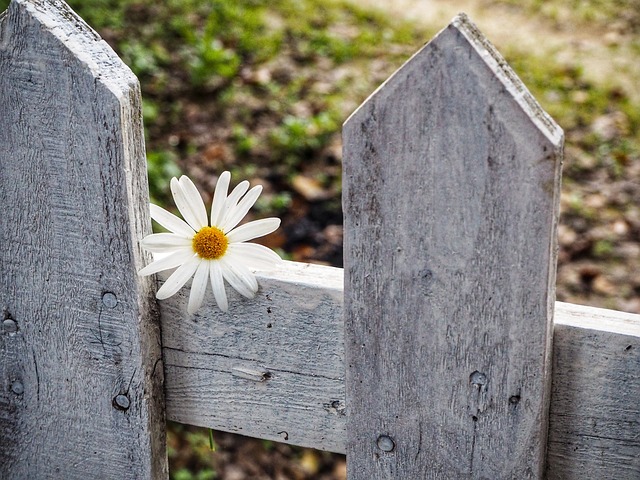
top-left (343, 13), bottom-right (563, 479)
top-left (0, 0), bottom-right (167, 478)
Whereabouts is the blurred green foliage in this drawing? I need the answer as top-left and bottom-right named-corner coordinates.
top-left (507, 50), bottom-right (640, 180)
top-left (494, 0), bottom-right (640, 30)
top-left (168, 423), bottom-right (218, 480)
top-left (0, 0), bottom-right (424, 206)
top-left (1, 0), bottom-right (638, 207)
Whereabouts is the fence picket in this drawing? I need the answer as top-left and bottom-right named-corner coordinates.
top-left (343, 13), bottom-right (563, 478)
top-left (0, 0), bottom-right (166, 478)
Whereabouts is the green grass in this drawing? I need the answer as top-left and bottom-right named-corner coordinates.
top-left (507, 48), bottom-right (640, 148)
top-left (490, 0), bottom-right (640, 30)
top-left (11, 0), bottom-right (424, 205)
top-left (2, 0), bottom-right (636, 205)
top-left (0, 0), bottom-right (425, 204)
top-left (167, 423), bottom-right (218, 480)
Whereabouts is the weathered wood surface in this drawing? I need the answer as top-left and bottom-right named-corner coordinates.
top-left (3, 1), bottom-right (637, 477)
top-left (547, 302), bottom-right (640, 479)
top-left (161, 262), bottom-right (640, 479)
top-left (0, 1), bottom-right (167, 478)
top-left (342, 13), bottom-right (562, 479)
top-left (161, 262), bottom-right (345, 452)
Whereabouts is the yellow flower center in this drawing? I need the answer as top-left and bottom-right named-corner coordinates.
top-left (192, 226), bottom-right (228, 259)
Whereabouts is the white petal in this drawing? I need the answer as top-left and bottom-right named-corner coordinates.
top-left (220, 256), bottom-right (258, 299)
top-left (227, 243), bottom-right (282, 270)
top-left (179, 176), bottom-right (208, 229)
top-left (141, 233), bottom-right (193, 253)
top-left (188, 260), bottom-right (210, 314)
top-left (221, 185), bottom-right (262, 233)
top-left (210, 171), bottom-right (231, 227)
top-left (170, 177), bottom-right (207, 232)
top-left (151, 251), bottom-right (171, 262)
top-left (150, 204), bottom-right (195, 238)
top-left (227, 218), bottom-right (281, 243)
top-left (210, 260), bottom-right (228, 312)
top-left (216, 180), bottom-right (249, 227)
top-left (138, 249), bottom-right (196, 276)
top-left (156, 255), bottom-right (201, 300)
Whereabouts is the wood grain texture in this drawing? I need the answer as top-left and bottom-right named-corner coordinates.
top-left (161, 261), bottom-right (640, 480)
top-left (342, 13), bottom-right (562, 479)
top-left (547, 302), bottom-right (640, 479)
top-left (160, 261), bottom-right (346, 452)
top-left (0, 1), bottom-right (166, 478)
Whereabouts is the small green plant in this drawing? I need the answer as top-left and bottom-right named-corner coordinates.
top-left (172, 467), bottom-right (217, 480)
top-left (146, 150), bottom-right (181, 205)
top-left (167, 423), bottom-right (218, 479)
top-left (593, 239), bottom-right (614, 258)
top-left (188, 38), bottom-right (241, 87)
top-left (269, 112), bottom-right (339, 167)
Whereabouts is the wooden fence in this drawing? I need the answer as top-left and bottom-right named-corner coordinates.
top-left (1, 0), bottom-right (638, 479)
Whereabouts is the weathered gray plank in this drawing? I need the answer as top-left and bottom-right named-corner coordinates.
top-left (160, 261), bottom-right (346, 452)
top-left (547, 302), bottom-right (640, 479)
top-left (0, 0), bottom-right (166, 478)
top-left (342, 13), bottom-right (562, 479)
top-left (161, 262), bottom-right (640, 479)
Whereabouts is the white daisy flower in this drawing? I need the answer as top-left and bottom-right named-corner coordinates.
top-left (139, 172), bottom-right (281, 313)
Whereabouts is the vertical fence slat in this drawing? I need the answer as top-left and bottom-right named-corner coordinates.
top-left (0, 1), bottom-right (166, 478)
top-left (343, 13), bottom-right (563, 479)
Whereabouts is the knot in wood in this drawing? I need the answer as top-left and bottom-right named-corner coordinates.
top-left (11, 380), bottom-right (24, 395)
top-left (102, 292), bottom-right (117, 308)
top-left (376, 435), bottom-right (395, 452)
top-left (3, 318), bottom-right (18, 334)
top-left (113, 394), bottom-right (130, 411)
top-left (469, 371), bottom-right (487, 387)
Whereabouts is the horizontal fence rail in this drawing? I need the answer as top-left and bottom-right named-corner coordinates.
top-left (160, 262), bottom-right (640, 478)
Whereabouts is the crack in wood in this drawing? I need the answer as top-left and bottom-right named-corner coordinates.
top-left (164, 361), bottom-right (343, 382)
